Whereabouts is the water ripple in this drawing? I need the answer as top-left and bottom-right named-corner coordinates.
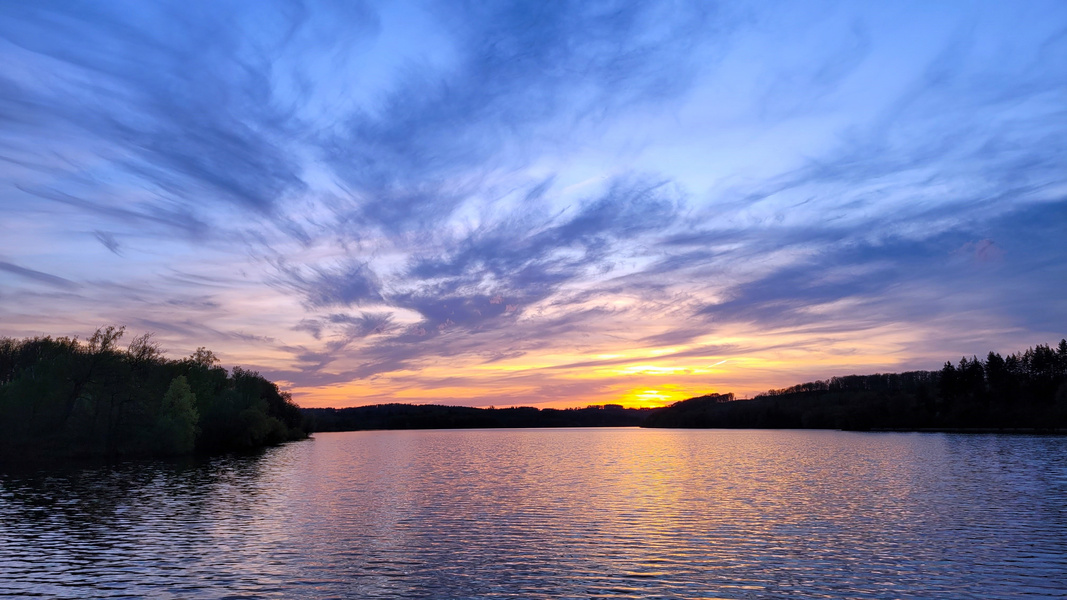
top-left (2, 429), bottom-right (1066, 598)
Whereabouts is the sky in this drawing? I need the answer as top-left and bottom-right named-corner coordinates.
top-left (1, 0), bottom-right (1065, 409)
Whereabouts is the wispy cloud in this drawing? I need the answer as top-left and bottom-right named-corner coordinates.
top-left (320, 0), bottom-right (724, 231)
top-left (0, 261), bottom-right (80, 290)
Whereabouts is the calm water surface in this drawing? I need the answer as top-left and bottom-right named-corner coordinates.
top-left (1, 429), bottom-right (1065, 599)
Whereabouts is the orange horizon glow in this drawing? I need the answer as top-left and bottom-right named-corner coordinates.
top-left (281, 322), bottom-right (949, 410)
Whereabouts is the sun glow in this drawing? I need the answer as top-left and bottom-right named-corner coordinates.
top-left (616, 387), bottom-right (690, 408)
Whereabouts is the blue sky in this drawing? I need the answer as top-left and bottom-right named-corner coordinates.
top-left (1, 0), bottom-right (1065, 407)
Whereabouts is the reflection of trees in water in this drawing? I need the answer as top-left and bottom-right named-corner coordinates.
top-left (0, 446), bottom-right (303, 598)
top-left (0, 451), bottom-right (271, 536)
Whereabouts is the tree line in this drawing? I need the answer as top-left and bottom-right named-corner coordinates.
top-left (0, 327), bottom-right (308, 458)
top-left (305, 403), bottom-right (653, 431)
top-left (645, 340), bottom-right (1067, 430)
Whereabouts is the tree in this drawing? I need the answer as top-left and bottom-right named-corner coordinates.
top-left (155, 375), bottom-right (199, 455)
top-left (189, 347), bottom-right (220, 368)
top-left (88, 325), bottom-right (125, 354)
top-left (127, 332), bottom-right (164, 364)
top-left (985, 351), bottom-right (1009, 404)
top-left (939, 361), bottom-right (958, 407)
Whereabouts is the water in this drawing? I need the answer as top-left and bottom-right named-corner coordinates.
top-left (1, 429), bottom-right (1065, 599)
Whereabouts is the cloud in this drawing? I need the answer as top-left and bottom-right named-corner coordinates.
top-left (293, 319), bottom-right (323, 340)
top-left (93, 231), bottom-right (121, 255)
top-left (409, 175), bottom-right (679, 283)
top-left (0, 0), bottom-right (320, 235)
top-left (0, 261), bottom-right (80, 290)
top-left (280, 261), bottom-right (384, 309)
top-left (686, 196), bottom-right (1067, 344)
top-left (16, 185), bottom-right (211, 239)
top-left (320, 0), bottom-right (725, 231)
top-left (955, 239), bottom-right (1003, 264)
top-left (757, 19), bottom-right (872, 119)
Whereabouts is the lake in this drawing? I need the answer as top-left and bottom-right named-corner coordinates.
top-left (2, 428), bottom-right (1065, 599)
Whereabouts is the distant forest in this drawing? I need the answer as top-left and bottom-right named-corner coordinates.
top-left (306, 340), bottom-right (1067, 433)
top-left (646, 340), bottom-right (1067, 430)
top-left (306, 403), bottom-right (654, 432)
top-left (0, 327), bottom-right (308, 459)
